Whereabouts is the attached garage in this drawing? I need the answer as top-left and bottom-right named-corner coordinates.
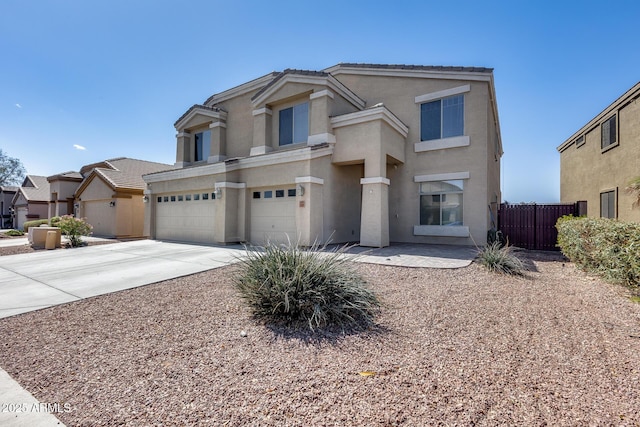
top-left (249, 187), bottom-right (297, 245)
top-left (16, 207), bottom-right (27, 230)
top-left (83, 201), bottom-right (115, 236)
top-left (155, 193), bottom-right (216, 243)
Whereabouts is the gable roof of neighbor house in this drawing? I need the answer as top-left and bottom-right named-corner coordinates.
top-left (13, 175), bottom-right (50, 204)
top-left (47, 171), bottom-right (83, 182)
top-left (0, 186), bottom-right (18, 193)
top-left (557, 81), bottom-right (640, 153)
top-left (76, 157), bottom-right (175, 195)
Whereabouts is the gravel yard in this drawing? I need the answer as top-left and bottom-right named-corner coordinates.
top-left (0, 251), bottom-right (639, 426)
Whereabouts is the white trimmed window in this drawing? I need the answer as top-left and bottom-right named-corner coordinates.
top-left (194, 130), bottom-right (211, 161)
top-left (279, 102), bottom-right (309, 146)
top-left (419, 180), bottom-right (464, 226)
top-left (420, 95), bottom-right (464, 141)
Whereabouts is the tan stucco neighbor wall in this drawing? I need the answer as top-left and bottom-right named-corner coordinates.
top-left (558, 82), bottom-right (640, 223)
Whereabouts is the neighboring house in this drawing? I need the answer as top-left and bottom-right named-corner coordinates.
top-left (75, 158), bottom-right (174, 238)
top-left (557, 82), bottom-right (640, 222)
top-left (1, 186), bottom-right (18, 228)
top-left (47, 171), bottom-right (83, 218)
top-left (144, 63), bottom-right (503, 247)
top-left (11, 175), bottom-right (50, 230)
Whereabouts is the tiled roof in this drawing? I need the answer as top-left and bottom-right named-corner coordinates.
top-left (251, 69), bottom-right (330, 101)
top-left (20, 175), bottom-right (50, 202)
top-left (47, 171), bottom-right (83, 181)
top-left (203, 71), bottom-right (281, 106)
top-left (328, 63), bottom-right (494, 73)
top-left (173, 104), bottom-right (227, 128)
top-left (93, 158), bottom-right (176, 191)
top-left (0, 186), bottom-right (18, 192)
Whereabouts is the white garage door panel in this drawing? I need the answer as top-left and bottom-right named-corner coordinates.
top-left (16, 208), bottom-right (27, 230)
top-left (156, 198), bottom-right (216, 243)
top-left (250, 192), bottom-right (297, 245)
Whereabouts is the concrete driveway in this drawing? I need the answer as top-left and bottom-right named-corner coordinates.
top-left (0, 240), bottom-right (245, 319)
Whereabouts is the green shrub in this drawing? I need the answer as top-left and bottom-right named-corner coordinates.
top-left (477, 241), bottom-right (525, 275)
top-left (22, 219), bottom-right (49, 232)
top-left (49, 216), bottom-right (62, 227)
top-left (5, 229), bottom-right (24, 236)
top-left (57, 215), bottom-right (93, 247)
top-left (556, 216), bottom-right (640, 286)
top-left (233, 242), bottom-right (381, 331)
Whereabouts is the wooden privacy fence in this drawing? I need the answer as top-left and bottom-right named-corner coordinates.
top-left (497, 203), bottom-right (579, 251)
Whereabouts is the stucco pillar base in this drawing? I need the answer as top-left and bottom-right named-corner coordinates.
top-left (359, 178), bottom-right (390, 248)
top-left (249, 145), bottom-right (273, 156)
top-left (214, 182), bottom-right (246, 244)
top-left (295, 176), bottom-right (324, 246)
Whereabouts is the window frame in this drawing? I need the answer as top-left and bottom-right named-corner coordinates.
top-left (420, 94), bottom-right (465, 142)
top-left (575, 134), bottom-right (585, 148)
top-left (601, 114), bottom-right (618, 151)
top-left (194, 130), bottom-right (211, 162)
top-left (418, 180), bottom-right (464, 226)
top-left (600, 189), bottom-right (616, 219)
top-left (278, 102), bottom-right (309, 146)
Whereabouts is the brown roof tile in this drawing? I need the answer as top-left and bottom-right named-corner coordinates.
top-left (329, 63), bottom-right (494, 73)
top-left (94, 158), bottom-right (176, 191)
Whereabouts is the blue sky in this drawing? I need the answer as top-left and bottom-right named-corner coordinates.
top-left (1, 0), bottom-right (639, 202)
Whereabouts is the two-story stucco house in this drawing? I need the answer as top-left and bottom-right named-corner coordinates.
top-left (557, 82), bottom-right (640, 222)
top-left (144, 63), bottom-right (503, 247)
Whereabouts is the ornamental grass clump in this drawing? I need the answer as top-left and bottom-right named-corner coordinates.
top-left (233, 242), bottom-right (381, 331)
top-left (477, 241), bottom-right (525, 276)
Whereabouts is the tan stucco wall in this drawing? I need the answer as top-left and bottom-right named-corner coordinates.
top-left (161, 70), bottom-right (501, 246)
top-left (560, 99), bottom-right (640, 222)
top-left (78, 177), bottom-right (146, 237)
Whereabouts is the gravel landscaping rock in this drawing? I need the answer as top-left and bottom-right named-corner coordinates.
top-left (0, 252), bottom-right (639, 426)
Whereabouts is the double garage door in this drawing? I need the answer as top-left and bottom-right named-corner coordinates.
top-left (153, 187), bottom-right (297, 245)
top-left (155, 193), bottom-right (216, 243)
top-left (250, 187), bottom-right (297, 246)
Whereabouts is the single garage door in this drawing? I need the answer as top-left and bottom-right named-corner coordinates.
top-left (155, 192), bottom-right (216, 243)
top-left (83, 201), bottom-right (115, 236)
top-left (16, 207), bottom-right (27, 230)
top-left (250, 187), bottom-right (297, 245)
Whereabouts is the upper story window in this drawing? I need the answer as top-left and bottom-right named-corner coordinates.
top-left (279, 102), bottom-right (309, 146)
top-left (419, 180), bottom-right (464, 226)
top-left (575, 135), bottom-right (585, 148)
top-left (601, 115), bottom-right (617, 150)
top-left (195, 130), bottom-right (211, 161)
top-left (420, 95), bottom-right (464, 141)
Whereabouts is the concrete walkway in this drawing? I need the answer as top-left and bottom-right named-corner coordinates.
top-left (0, 239), bottom-right (476, 426)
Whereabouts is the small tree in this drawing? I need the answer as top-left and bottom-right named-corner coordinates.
top-left (57, 215), bottom-right (93, 247)
top-left (0, 149), bottom-right (26, 186)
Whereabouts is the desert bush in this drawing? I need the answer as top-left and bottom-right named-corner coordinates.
top-left (49, 216), bottom-right (61, 227)
top-left (233, 242), bottom-right (381, 331)
top-left (5, 229), bottom-right (24, 236)
top-left (56, 215), bottom-right (93, 247)
top-left (477, 241), bottom-right (525, 275)
top-left (22, 219), bottom-right (49, 232)
top-left (556, 216), bottom-right (640, 286)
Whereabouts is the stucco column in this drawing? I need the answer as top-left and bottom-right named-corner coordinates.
top-left (360, 177), bottom-right (390, 247)
top-left (208, 122), bottom-right (227, 163)
top-left (295, 176), bottom-right (324, 246)
top-left (175, 132), bottom-right (191, 167)
top-left (143, 188), bottom-right (153, 238)
top-left (308, 90), bottom-right (336, 146)
top-left (250, 108), bottom-right (273, 156)
top-left (214, 182), bottom-right (246, 243)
